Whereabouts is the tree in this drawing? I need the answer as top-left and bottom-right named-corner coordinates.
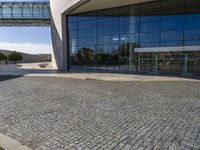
top-left (0, 52), bottom-right (7, 64)
top-left (8, 51), bottom-right (23, 64)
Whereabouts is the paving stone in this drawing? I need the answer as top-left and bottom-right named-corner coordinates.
top-left (0, 76), bottom-right (199, 149)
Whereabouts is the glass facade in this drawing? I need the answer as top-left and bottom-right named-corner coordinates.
top-left (67, 0), bottom-right (200, 75)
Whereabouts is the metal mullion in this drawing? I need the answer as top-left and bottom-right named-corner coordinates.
top-left (0, 3), bottom-right (2, 19)
top-left (21, 2), bottom-right (24, 19)
top-left (42, 2), bottom-right (45, 19)
top-left (11, 3), bottom-right (14, 19)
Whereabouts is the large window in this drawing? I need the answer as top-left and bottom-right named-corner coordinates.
top-left (67, 0), bottom-right (200, 72)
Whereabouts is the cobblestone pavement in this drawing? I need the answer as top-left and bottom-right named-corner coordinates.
top-left (0, 76), bottom-right (199, 150)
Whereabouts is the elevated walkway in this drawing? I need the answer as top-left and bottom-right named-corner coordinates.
top-left (0, 1), bottom-right (50, 26)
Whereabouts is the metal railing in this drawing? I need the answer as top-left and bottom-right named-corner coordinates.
top-left (0, 1), bottom-right (51, 26)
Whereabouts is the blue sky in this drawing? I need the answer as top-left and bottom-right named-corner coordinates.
top-left (0, 27), bottom-right (52, 54)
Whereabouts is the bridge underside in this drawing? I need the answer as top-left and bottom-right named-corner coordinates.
top-left (0, 2), bottom-right (51, 26)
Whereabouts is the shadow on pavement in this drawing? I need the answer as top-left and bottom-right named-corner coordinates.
top-left (0, 63), bottom-right (199, 81)
top-left (0, 75), bottom-right (23, 82)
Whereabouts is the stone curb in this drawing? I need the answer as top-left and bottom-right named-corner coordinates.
top-left (0, 133), bottom-right (32, 150)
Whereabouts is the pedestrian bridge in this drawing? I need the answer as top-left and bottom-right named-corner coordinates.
top-left (0, 1), bottom-right (51, 26)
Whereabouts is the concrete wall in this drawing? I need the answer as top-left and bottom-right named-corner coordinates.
top-left (50, 0), bottom-right (155, 70)
top-left (50, 0), bottom-right (84, 70)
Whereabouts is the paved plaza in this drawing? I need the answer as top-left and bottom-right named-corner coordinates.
top-left (0, 76), bottom-right (199, 150)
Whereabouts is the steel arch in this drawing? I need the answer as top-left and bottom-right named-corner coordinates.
top-left (0, 2), bottom-right (51, 26)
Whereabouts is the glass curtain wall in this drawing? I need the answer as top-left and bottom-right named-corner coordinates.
top-left (67, 0), bottom-right (200, 75)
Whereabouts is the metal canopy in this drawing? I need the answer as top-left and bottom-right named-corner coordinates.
top-left (0, 1), bottom-right (51, 26)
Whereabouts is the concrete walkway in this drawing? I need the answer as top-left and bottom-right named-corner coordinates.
top-left (0, 133), bottom-right (32, 150)
top-left (0, 63), bottom-right (199, 81)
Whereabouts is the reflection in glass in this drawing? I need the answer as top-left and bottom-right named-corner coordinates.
top-left (67, 0), bottom-right (200, 75)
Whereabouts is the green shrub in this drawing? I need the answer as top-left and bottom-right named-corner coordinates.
top-left (8, 51), bottom-right (23, 64)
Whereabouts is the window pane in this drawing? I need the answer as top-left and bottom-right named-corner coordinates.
top-left (69, 39), bottom-right (77, 47)
top-left (120, 6), bottom-right (139, 25)
top-left (161, 0), bottom-right (184, 10)
top-left (68, 22), bottom-right (77, 31)
top-left (98, 17), bottom-right (119, 27)
top-left (161, 31), bottom-right (183, 41)
top-left (98, 35), bottom-right (119, 45)
top-left (161, 19), bottom-right (184, 31)
top-left (68, 30), bottom-right (77, 39)
top-left (140, 32), bottom-right (160, 42)
top-left (140, 42), bottom-right (160, 48)
top-left (160, 41), bottom-right (183, 47)
top-left (98, 26), bottom-right (119, 36)
top-left (140, 22), bottom-right (160, 33)
top-left (78, 12), bottom-right (96, 22)
top-left (78, 28), bottom-right (96, 38)
top-left (78, 37), bottom-right (96, 46)
top-left (185, 17), bottom-right (200, 29)
top-left (78, 20), bottom-right (96, 30)
top-left (184, 29), bottom-right (200, 41)
top-left (68, 16), bottom-right (77, 23)
top-left (120, 24), bottom-right (139, 34)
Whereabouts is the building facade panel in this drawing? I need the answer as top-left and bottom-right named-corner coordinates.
top-left (66, 0), bottom-right (200, 75)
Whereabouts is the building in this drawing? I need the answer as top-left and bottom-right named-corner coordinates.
top-left (50, 0), bottom-right (200, 75)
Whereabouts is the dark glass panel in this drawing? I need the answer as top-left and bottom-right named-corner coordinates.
top-left (120, 24), bottom-right (139, 34)
top-left (77, 46), bottom-right (96, 67)
top-left (184, 40), bottom-right (200, 46)
top-left (98, 17), bottom-right (119, 27)
top-left (140, 16), bottom-right (160, 23)
top-left (140, 42), bottom-right (160, 48)
top-left (120, 5), bottom-right (139, 25)
top-left (140, 1), bottom-right (160, 23)
top-left (78, 19), bottom-right (96, 30)
top-left (161, 19), bottom-right (184, 31)
top-left (69, 46), bottom-right (79, 68)
top-left (98, 8), bottom-right (119, 17)
top-left (78, 12), bottom-right (96, 22)
top-left (161, 8), bottom-right (184, 20)
top-left (185, 17), bottom-right (200, 29)
top-left (97, 8), bottom-right (119, 28)
top-left (140, 1), bottom-right (160, 14)
top-left (185, 0), bottom-right (200, 7)
top-left (68, 22), bottom-right (77, 31)
top-left (96, 44), bottom-right (119, 67)
top-left (78, 37), bottom-right (96, 46)
top-left (68, 16), bottom-right (77, 23)
top-left (68, 30), bottom-right (77, 39)
top-left (98, 26), bottom-right (119, 36)
top-left (160, 41), bottom-right (183, 47)
top-left (69, 38), bottom-right (77, 47)
top-left (120, 34), bottom-right (139, 45)
top-left (161, 30), bottom-right (183, 41)
top-left (161, 0), bottom-right (184, 10)
top-left (161, 13), bottom-right (184, 21)
top-left (120, 16), bottom-right (139, 25)
top-left (140, 32), bottom-right (160, 43)
top-left (98, 35), bottom-right (119, 45)
top-left (140, 22), bottom-right (160, 33)
top-left (161, 0), bottom-right (184, 20)
top-left (78, 28), bottom-right (96, 38)
top-left (184, 29), bottom-right (200, 41)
